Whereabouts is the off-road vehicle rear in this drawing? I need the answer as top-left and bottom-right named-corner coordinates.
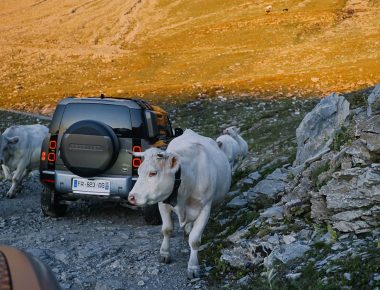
top-left (40, 96), bottom-right (181, 224)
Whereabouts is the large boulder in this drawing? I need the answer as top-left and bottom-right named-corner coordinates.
top-left (294, 93), bottom-right (350, 165)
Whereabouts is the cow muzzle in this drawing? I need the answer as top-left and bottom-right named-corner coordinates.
top-left (128, 194), bottom-right (136, 205)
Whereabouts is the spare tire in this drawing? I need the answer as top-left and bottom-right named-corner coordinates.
top-left (61, 120), bottom-right (120, 177)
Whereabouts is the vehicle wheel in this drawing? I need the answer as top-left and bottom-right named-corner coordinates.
top-left (142, 204), bottom-right (162, 225)
top-left (41, 187), bottom-right (67, 218)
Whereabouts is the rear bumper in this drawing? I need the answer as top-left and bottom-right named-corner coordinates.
top-left (40, 170), bottom-right (135, 197)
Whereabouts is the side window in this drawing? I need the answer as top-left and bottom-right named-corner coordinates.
top-left (155, 115), bottom-right (173, 140)
top-left (50, 105), bottom-right (65, 134)
top-left (130, 109), bottom-right (146, 138)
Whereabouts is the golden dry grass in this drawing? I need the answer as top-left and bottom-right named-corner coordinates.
top-left (0, 0), bottom-right (379, 113)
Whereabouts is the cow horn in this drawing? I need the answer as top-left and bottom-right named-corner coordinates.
top-left (156, 153), bottom-right (166, 159)
top-left (127, 150), bottom-right (145, 158)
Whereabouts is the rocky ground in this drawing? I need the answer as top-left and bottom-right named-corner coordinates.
top-left (0, 87), bottom-right (379, 289)
top-left (201, 86), bottom-right (380, 289)
top-left (0, 178), bottom-right (200, 290)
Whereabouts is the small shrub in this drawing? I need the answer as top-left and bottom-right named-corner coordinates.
top-left (331, 126), bottom-right (355, 151)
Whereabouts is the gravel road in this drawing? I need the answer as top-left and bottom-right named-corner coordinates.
top-left (0, 175), bottom-right (207, 290)
top-left (0, 110), bottom-right (206, 290)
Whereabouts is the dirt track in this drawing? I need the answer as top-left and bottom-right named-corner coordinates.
top-left (0, 175), bottom-right (204, 290)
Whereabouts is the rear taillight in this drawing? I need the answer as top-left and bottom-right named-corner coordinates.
top-left (48, 153), bottom-right (56, 162)
top-left (42, 179), bottom-right (55, 183)
top-left (41, 151), bottom-right (46, 161)
top-left (47, 135), bottom-right (58, 169)
top-left (132, 158), bottom-right (142, 168)
top-left (132, 143), bottom-right (142, 174)
top-left (132, 146), bottom-right (142, 152)
top-left (49, 140), bottom-right (57, 150)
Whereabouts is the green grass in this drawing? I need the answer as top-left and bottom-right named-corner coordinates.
top-left (270, 245), bottom-right (380, 290)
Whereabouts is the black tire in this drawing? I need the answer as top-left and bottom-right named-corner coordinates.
top-left (142, 204), bottom-right (162, 225)
top-left (41, 187), bottom-right (67, 218)
top-left (60, 120), bottom-right (120, 177)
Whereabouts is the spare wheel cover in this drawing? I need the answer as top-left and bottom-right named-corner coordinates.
top-left (61, 120), bottom-right (120, 177)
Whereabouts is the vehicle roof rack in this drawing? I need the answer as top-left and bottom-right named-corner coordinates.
top-left (131, 99), bottom-right (154, 111)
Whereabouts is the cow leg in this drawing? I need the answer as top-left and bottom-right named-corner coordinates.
top-left (1, 165), bottom-right (12, 181)
top-left (16, 169), bottom-right (30, 193)
top-left (184, 222), bottom-right (193, 238)
top-left (6, 165), bottom-right (27, 198)
top-left (158, 202), bottom-right (173, 264)
top-left (187, 203), bottom-right (211, 279)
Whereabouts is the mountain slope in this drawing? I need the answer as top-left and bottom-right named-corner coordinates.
top-left (0, 0), bottom-right (379, 111)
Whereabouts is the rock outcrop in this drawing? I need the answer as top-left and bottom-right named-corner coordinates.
top-left (294, 93), bottom-right (350, 165)
top-left (309, 101), bottom-right (380, 233)
top-left (243, 87), bottom-right (380, 235)
top-left (289, 87), bottom-right (380, 233)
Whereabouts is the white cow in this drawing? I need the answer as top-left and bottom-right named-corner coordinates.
top-left (216, 134), bottom-right (241, 171)
top-left (128, 129), bottom-right (231, 278)
top-left (0, 124), bottom-right (49, 198)
top-left (223, 126), bottom-right (249, 158)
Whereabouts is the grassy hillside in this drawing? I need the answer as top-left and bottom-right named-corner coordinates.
top-left (0, 0), bottom-right (379, 112)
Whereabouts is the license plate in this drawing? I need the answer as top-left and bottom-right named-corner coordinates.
top-left (72, 178), bottom-right (110, 195)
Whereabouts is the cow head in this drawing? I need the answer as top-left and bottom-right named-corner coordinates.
top-left (128, 148), bottom-right (180, 206)
top-left (0, 134), bottom-right (19, 164)
top-left (223, 126), bottom-right (240, 137)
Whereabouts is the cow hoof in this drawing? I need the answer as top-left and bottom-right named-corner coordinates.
top-left (6, 193), bottom-right (15, 199)
top-left (159, 254), bottom-right (171, 264)
top-left (187, 266), bottom-right (201, 279)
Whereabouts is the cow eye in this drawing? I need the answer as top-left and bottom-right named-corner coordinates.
top-left (149, 171), bottom-right (157, 177)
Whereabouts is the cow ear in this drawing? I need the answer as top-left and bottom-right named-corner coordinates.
top-left (236, 127), bottom-right (241, 134)
top-left (169, 155), bottom-right (179, 171)
top-left (7, 136), bottom-right (19, 144)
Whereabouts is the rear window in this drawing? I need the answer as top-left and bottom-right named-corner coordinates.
top-left (60, 103), bottom-right (132, 137)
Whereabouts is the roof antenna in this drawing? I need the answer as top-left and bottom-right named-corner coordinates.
top-left (100, 93), bottom-right (105, 99)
